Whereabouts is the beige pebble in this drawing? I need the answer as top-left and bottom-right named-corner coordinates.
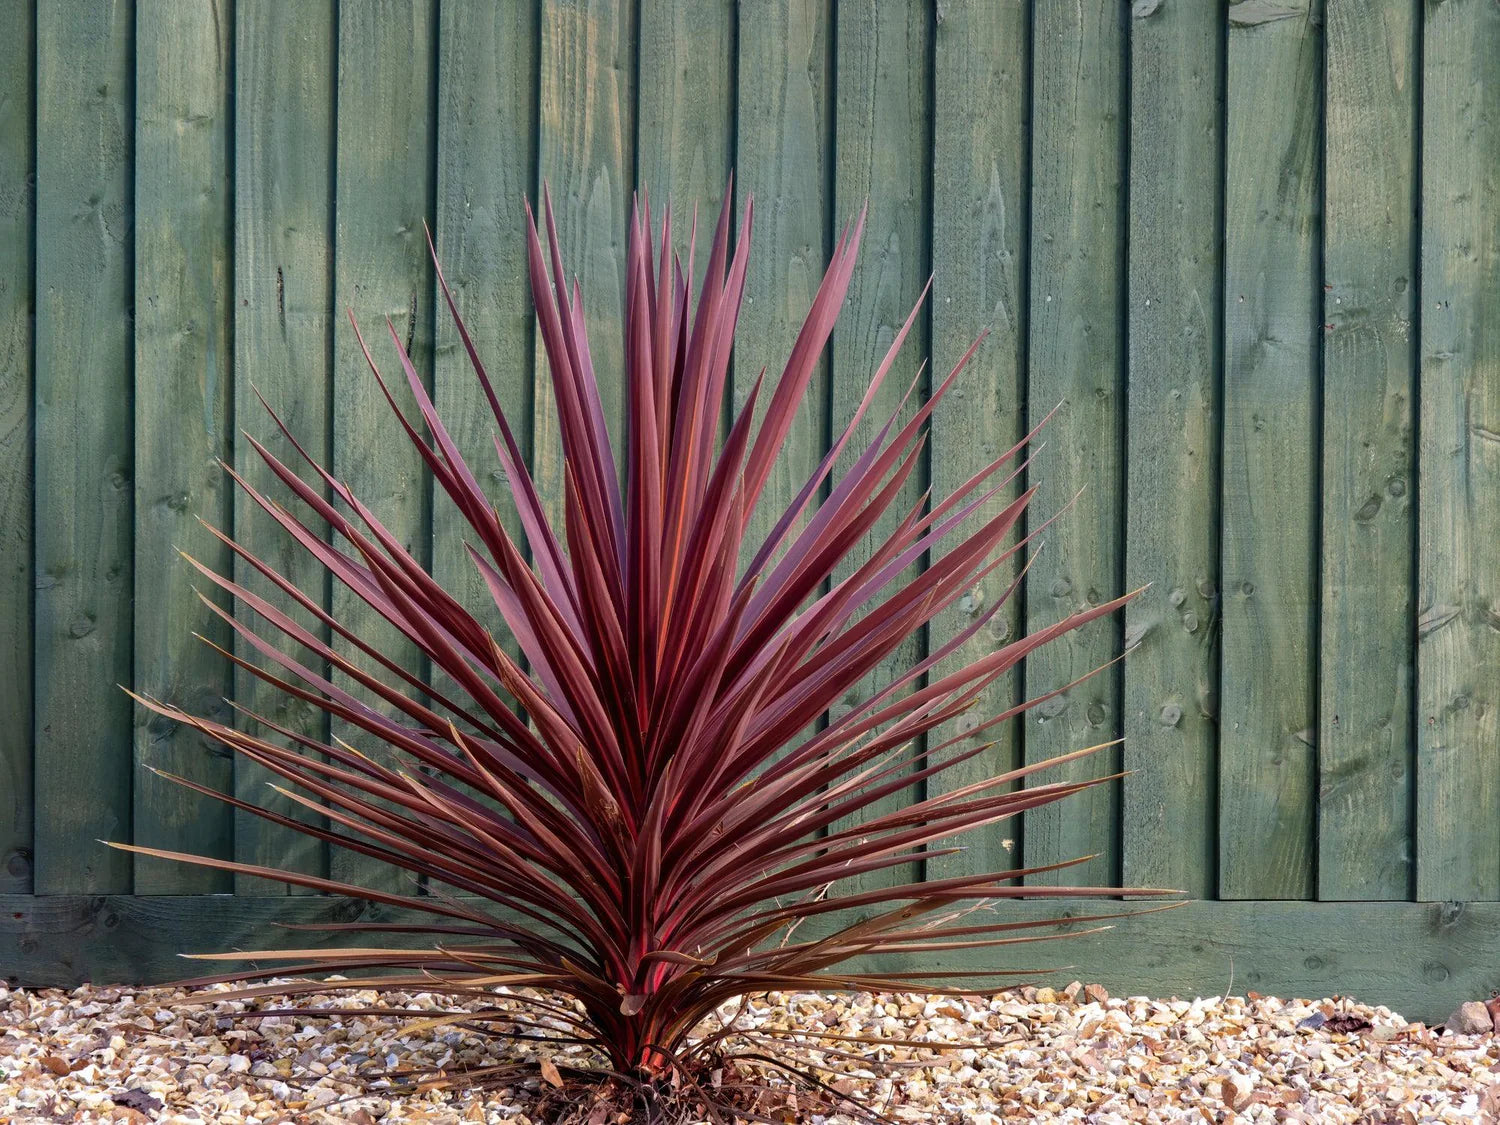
top-left (0, 981), bottom-right (1490, 1124)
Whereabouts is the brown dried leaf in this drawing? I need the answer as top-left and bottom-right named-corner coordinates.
top-left (1323, 1014), bottom-right (1372, 1035)
top-left (539, 1056), bottom-right (564, 1089)
top-left (110, 1089), bottom-right (164, 1115)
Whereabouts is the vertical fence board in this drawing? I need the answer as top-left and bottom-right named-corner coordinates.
top-left (734, 0), bottom-right (831, 780)
top-left (1023, 0), bottom-right (1124, 888)
top-left (533, 0), bottom-right (637, 524)
top-left (925, 0), bottom-right (1029, 882)
top-left (329, 0), bottom-right (438, 891)
top-left (232, 0), bottom-right (336, 889)
top-left (1218, 0), bottom-right (1322, 900)
top-left (734, 0), bottom-right (831, 568)
top-left (15, 0), bottom-right (1500, 934)
top-left (132, 0), bottom-right (235, 893)
top-left (33, 0), bottom-right (135, 894)
top-left (637, 0), bottom-right (734, 239)
top-left (432, 0), bottom-right (538, 671)
top-left (1318, 0), bottom-right (1416, 901)
top-left (1417, 0), bottom-right (1500, 903)
top-left (1121, 0), bottom-right (1222, 898)
top-left (0, 0), bottom-right (33, 893)
top-left (830, 0), bottom-right (931, 891)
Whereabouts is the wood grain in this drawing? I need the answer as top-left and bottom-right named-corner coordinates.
top-left (432, 0), bottom-right (538, 674)
top-left (132, 0), bottom-right (235, 893)
top-left (12, 0), bottom-right (1500, 976)
top-left (6, 893), bottom-right (1499, 1026)
top-left (637, 0), bottom-right (734, 259)
top-left (0, 0), bottom-right (33, 893)
top-left (33, 0), bottom-right (136, 894)
top-left (734, 0), bottom-right (832, 568)
top-left (330, 0), bottom-right (438, 891)
top-left (829, 0), bottom-right (931, 892)
top-left (533, 0), bottom-right (637, 525)
top-left (1319, 0), bottom-right (1417, 901)
top-left (1218, 0), bottom-right (1322, 900)
top-left (925, 0), bottom-right (1029, 883)
top-left (1416, 0), bottom-right (1500, 903)
top-left (1121, 0), bottom-right (1223, 899)
top-left (232, 0), bottom-right (336, 890)
top-left (733, 0), bottom-right (831, 784)
top-left (1024, 0), bottom-right (1125, 888)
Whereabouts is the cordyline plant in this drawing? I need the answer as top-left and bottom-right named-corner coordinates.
top-left (117, 186), bottom-right (1163, 1115)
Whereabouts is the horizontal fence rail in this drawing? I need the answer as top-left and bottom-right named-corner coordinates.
top-left (2, 0), bottom-right (1499, 1009)
top-left (3, 895), bottom-right (1496, 1026)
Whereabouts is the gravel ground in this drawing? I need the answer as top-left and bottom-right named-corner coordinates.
top-left (2, 980), bottom-right (1498, 1124)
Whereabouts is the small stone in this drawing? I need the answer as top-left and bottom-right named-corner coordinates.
top-left (1, 979), bottom-right (1495, 1122)
top-left (1445, 1001), bottom-right (1494, 1035)
top-left (1222, 1071), bottom-right (1256, 1111)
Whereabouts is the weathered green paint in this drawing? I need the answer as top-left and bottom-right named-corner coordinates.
top-left (637, 0), bottom-right (735, 269)
top-left (830, 0), bottom-right (930, 892)
top-left (232, 0), bottom-right (336, 891)
top-left (432, 0), bottom-right (538, 673)
top-left (1122, 0), bottom-right (1221, 899)
top-left (733, 0), bottom-right (831, 778)
top-left (33, 0), bottom-right (135, 895)
top-left (11, 0), bottom-right (1500, 997)
top-left (1218, 0), bottom-right (1321, 900)
top-left (329, 0), bottom-right (438, 892)
top-left (6, 894), bottom-right (1500, 1027)
top-left (925, 0), bottom-right (1028, 883)
top-left (734, 0), bottom-right (831, 567)
top-left (0, 0), bottom-right (33, 894)
top-left (533, 0), bottom-right (637, 525)
top-left (1417, 0), bottom-right (1500, 903)
top-left (131, 0), bottom-right (235, 894)
top-left (1319, 0), bottom-right (1417, 901)
top-left (636, 0), bottom-right (733, 451)
top-left (1024, 0), bottom-right (1125, 888)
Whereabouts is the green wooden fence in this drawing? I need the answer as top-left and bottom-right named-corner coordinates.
top-left (3, 0), bottom-right (1499, 1019)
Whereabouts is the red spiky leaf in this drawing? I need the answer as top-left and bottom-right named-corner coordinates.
top-left (121, 187), bottom-right (1164, 1084)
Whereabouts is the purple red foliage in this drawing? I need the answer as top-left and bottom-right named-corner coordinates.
top-left (117, 187), bottom-right (1161, 1080)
